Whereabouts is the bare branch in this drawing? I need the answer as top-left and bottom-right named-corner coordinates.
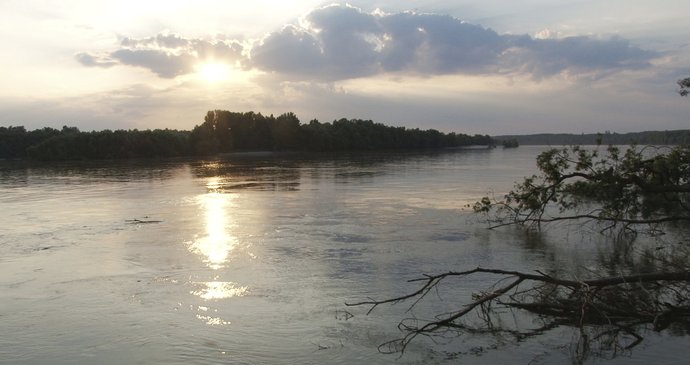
top-left (347, 267), bottom-right (690, 354)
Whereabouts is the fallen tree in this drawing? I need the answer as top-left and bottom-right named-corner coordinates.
top-left (347, 267), bottom-right (690, 356)
top-left (347, 143), bottom-right (690, 361)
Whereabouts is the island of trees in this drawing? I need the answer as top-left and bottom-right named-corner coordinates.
top-left (0, 111), bottom-right (493, 161)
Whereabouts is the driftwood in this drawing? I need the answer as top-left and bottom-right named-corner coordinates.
top-left (125, 218), bottom-right (163, 224)
top-left (346, 267), bottom-right (690, 355)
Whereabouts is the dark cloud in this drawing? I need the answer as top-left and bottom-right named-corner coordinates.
top-left (502, 35), bottom-right (657, 79)
top-left (76, 4), bottom-right (657, 81)
top-left (250, 25), bottom-right (325, 75)
top-left (378, 12), bottom-right (507, 74)
top-left (75, 52), bottom-right (118, 68)
top-left (250, 4), bottom-right (657, 80)
top-left (250, 5), bottom-right (383, 79)
top-left (304, 5), bottom-right (382, 78)
top-left (110, 49), bottom-right (195, 78)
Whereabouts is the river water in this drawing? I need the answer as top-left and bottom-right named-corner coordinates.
top-left (0, 146), bottom-right (686, 364)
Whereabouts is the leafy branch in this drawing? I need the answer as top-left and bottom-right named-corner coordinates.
top-left (474, 145), bottom-right (690, 231)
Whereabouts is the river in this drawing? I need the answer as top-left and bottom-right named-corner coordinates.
top-left (0, 146), bottom-right (686, 364)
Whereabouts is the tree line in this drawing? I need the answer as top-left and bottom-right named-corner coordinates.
top-left (495, 130), bottom-right (690, 146)
top-left (0, 126), bottom-right (190, 161)
top-left (0, 111), bottom-right (493, 161)
top-left (189, 110), bottom-right (492, 155)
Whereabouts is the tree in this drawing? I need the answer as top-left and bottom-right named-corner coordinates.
top-left (272, 112), bottom-right (301, 150)
top-left (347, 144), bottom-right (690, 362)
top-left (474, 145), bottom-right (690, 231)
top-left (679, 77), bottom-right (690, 97)
top-left (501, 138), bottom-right (519, 148)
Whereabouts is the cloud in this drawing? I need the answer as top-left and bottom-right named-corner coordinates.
top-left (250, 25), bottom-right (326, 76)
top-left (502, 35), bottom-right (657, 79)
top-left (251, 4), bottom-right (658, 80)
top-left (120, 33), bottom-right (190, 49)
top-left (303, 4), bottom-right (382, 78)
top-left (109, 49), bottom-right (196, 78)
top-left (75, 52), bottom-right (118, 68)
top-left (77, 4), bottom-right (658, 81)
top-left (378, 12), bottom-right (507, 74)
top-left (76, 33), bottom-right (244, 78)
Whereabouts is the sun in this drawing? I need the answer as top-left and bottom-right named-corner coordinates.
top-left (197, 62), bottom-right (231, 83)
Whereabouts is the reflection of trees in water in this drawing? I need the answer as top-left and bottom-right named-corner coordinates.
top-left (191, 159), bottom-right (302, 191)
top-left (0, 159), bottom-right (186, 187)
top-left (189, 149), bottom-right (488, 191)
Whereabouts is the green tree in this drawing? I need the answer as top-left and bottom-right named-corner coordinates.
top-left (190, 122), bottom-right (220, 155)
top-left (268, 112), bottom-right (299, 149)
top-left (474, 145), bottom-right (690, 231)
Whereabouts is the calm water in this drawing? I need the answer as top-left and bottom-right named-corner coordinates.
top-left (0, 147), bottom-right (686, 364)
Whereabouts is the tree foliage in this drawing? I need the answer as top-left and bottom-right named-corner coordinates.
top-left (26, 128), bottom-right (191, 161)
top-left (0, 126), bottom-right (63, 159)
top-left (500, 138), bottom-right (519, 148)
top-left (679, 77), bottom-right (690, 97)
top-left (191, 110), bottom-right (493, 154)
top-left (474, 145), bottom-right (690, 232)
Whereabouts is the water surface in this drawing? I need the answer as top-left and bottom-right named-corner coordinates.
top-left (0, 147), bottom-right (685, 364)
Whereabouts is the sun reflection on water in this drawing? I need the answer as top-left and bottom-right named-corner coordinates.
top-left (192, 281), bottom-right (249, 300)
top-left (196, 314), bottom-right (231, 326)
top-left (189, 177), bottom-right (238, 270)
top-left (187, 176), bottom-right (251, 329)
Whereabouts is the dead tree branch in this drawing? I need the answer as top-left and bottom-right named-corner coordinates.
top-left (346, 267), bottom-right (690, 354)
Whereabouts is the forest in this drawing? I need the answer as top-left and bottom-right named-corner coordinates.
top-left (0, 111), bottom-right (493, 161)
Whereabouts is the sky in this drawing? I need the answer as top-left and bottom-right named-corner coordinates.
top-left (1, 0), bottom-right (689, 135)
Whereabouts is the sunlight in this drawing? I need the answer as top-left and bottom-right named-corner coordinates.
top-left (197, 62), bottom-right (232, 83)
top-left (192, 281), bottom-right (248, 300)
top-left (189, 177), bottom-right (238, 269)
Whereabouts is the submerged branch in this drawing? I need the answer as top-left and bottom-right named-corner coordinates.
top-left (347, 267), bottom-right (690, 354)
top-left (488, 214), bottom-right (690, 229)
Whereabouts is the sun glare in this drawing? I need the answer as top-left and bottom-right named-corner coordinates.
top-left (197, 62), bottom-right (231, 83)
top-left (188, 177), bottom-right (238, 270)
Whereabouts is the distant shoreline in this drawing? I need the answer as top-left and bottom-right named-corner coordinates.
top-left (493, 130), bottom-right (690, 146)
top-left (0, 110), bottom-right (493, 161)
